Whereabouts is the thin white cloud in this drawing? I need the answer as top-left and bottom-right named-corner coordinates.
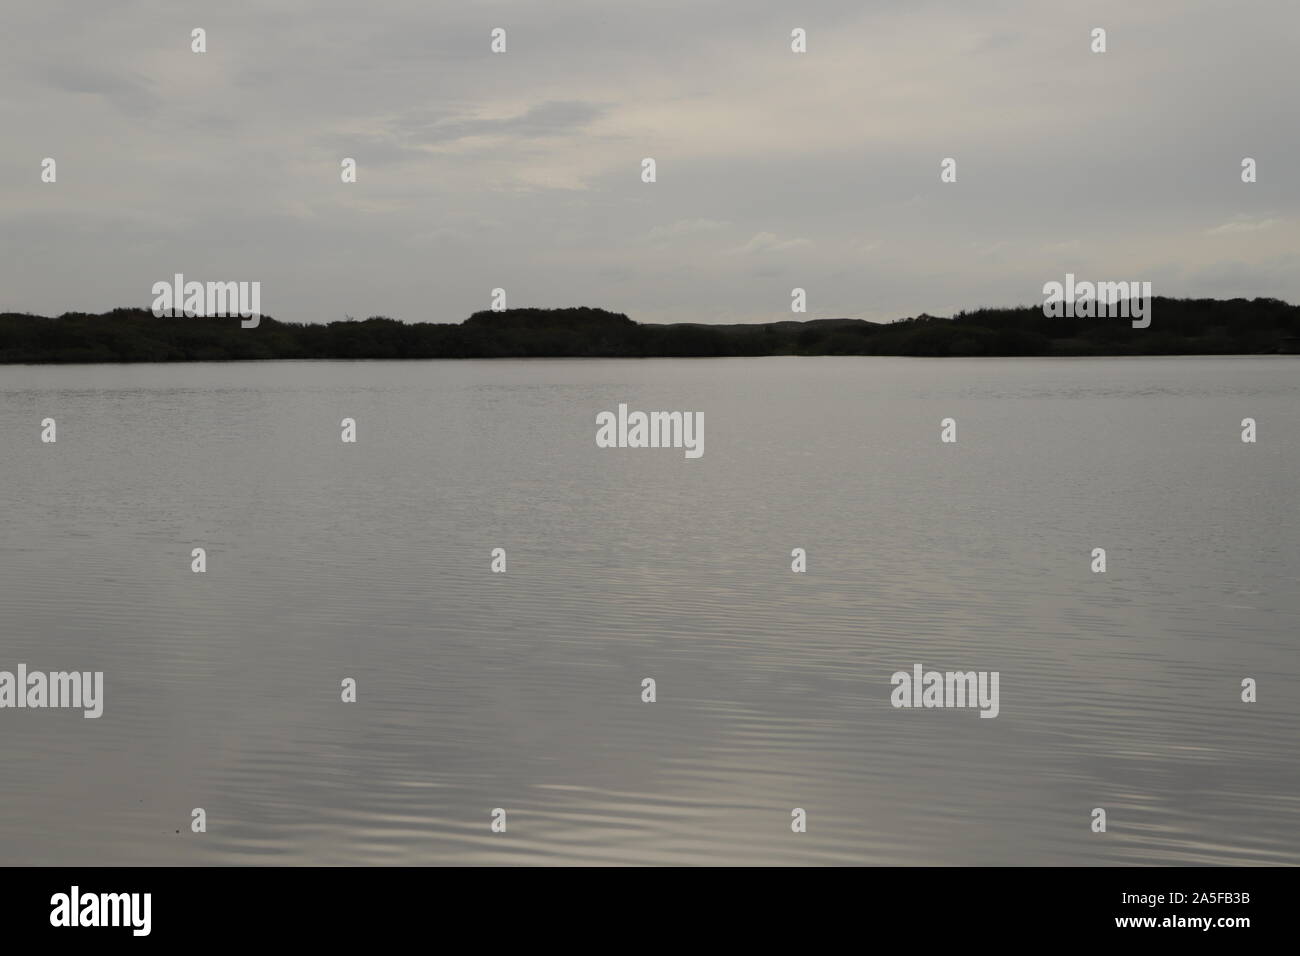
top-left (731, 232), bottom-right (812, 255)
top-left (1205, 216), bottom-right (1282, 235)
top-left (646, 219), bottom-right (730, 241)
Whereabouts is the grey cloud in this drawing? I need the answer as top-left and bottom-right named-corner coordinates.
top-left (39, 62), bottom-right (160, 116)
top-left (1, 0), bottom-right (1298, 326)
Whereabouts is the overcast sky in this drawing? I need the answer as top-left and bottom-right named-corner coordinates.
top-left (2, 0), bottom-right (1297, 325)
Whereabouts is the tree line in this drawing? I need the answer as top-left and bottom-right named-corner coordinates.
top-left (2, 299), bottom-right (1298, 362)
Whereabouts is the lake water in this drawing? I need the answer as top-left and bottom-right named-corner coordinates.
top-left (1, 356), bottom-right (1297, 865)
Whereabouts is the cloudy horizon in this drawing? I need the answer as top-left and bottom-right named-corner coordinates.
top-left (3, 0), bottom-right (1298, 325)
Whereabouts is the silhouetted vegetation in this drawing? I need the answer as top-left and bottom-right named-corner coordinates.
top-left (2, 300), bottom-right (1298, 363)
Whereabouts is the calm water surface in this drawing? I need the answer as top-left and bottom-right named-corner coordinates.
top-left (1, 356), bottom-right (1297, 865)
